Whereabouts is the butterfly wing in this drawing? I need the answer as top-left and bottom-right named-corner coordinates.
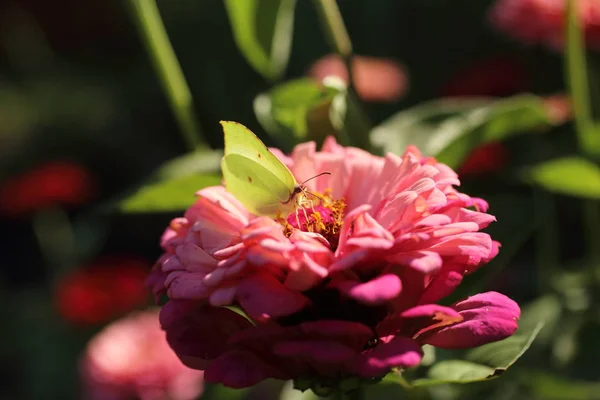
top-left (220, 121), bottom-right (297, 216)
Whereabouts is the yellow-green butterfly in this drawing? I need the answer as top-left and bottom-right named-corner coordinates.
top-left (220, 121), bottom-right (328, 218)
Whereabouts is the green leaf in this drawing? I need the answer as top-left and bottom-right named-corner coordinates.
top-left (153, 149), bottom-right (222, 178)
top-left (254, 78), bottom-right (342, 150)
top-left (224, 0), bottom-right (297, 80)
top-left (371, 95), bottom-right (554, 168)
top-left (523, 156), bottom-right (600, 199)
top-left (119, 173), bottom-right (221, 212)
top-left (419, 360), bottom-right (496, 385)
top-left (410, 323), bottom-right (543, 386)
top-left (520, 371), bottom-right (600, 400)
top-left (566, 0), bottom-right (600, 155)
top-left (114, 149), bottom-right (223, 213)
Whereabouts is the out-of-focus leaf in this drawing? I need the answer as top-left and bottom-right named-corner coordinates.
top-left (279, 380), bottom-right (320, 400)
top-left (254, 78), bottom-right (342, 150)
top-left (523, 157), bottom-right (600, 199)
top-left (410, 323), bottom-right (543, 386)
top-left (518, 295), bottom-right (562, 346)
top-left (566, 0), bottom-right (600, 155)
top-left (371, 95), bottom-right (554, 168)
top-left (521, 371), bottom-right (600, 400)
top-left (224, 0), bottom-right (297, 80)
top-left (418, 360), bottom-right (495, 385)
top-left (111, 150), bottom-right (222, 213)
top-left (119, 173), bottom-right (221, 213)
top-left (201, 383), bottom-right (250, 400)
top-left (154, 149), bottom-right (222, 178)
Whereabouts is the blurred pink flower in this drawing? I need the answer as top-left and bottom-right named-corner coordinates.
top-left (80, 309), bottom-right (204, 400)
top-left (308, 54), bottom-right (408, 102)
top-left (489, 0), bottom-right (600, 51)
top-left (149, 138), bottom-right (519, 389)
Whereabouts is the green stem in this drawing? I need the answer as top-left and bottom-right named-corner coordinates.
top-left (565, 0), bottom-right (600, 264)
top-left (313, 0), bottom-right (352, 60)
top-left (312, 0), bottom-right (372, 150)
top-left (565, 0), bottom-right (596, 153)
top-left (128, 0), bottom-right (207, 152)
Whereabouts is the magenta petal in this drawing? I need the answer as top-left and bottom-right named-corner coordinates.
top-left (338, 274), bottom-right (402, 305)
top-left (353, 337), bottom-right (423, 377)
top-left (160, 301), bottom-right (253, 369)
top-left (388, 251), bottom-right (443, 273)
top-left (236, 274), bottom-right (310, 320)
top-left (452, 291), bottom-right (521, 315)
top-left (418, 265), bottom-right (464, 304)
top-left (204, 350), bottom-right (287, 388)
top-left (417, 292), bottom-right (520, 349)
top-left (401, 304), bottom-right (461, 319)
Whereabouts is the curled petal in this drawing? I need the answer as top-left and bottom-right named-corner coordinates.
top-left (416, 292), bottom-right (520, 349)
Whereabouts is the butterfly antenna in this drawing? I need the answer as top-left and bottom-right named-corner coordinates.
top-left (300, 172), bottom-right (331, 185)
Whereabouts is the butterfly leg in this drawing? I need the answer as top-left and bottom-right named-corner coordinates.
top-left (294, 208), bottom-right (302, 229)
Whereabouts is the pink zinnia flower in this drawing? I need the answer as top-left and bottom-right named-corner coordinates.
top-left (149, 137), bottom-right (519, 390)
top-left (80, 309), bottom-right (204, 400)
top-left (489, 0), bottom-right (600, 51)
top-left (308, 54), bottom-right (408, 102)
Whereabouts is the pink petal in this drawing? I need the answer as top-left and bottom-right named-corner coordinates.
top-left (337, 274), bottom-right (402, 305)
top-left (418, 265), bottom-right (464, 304)
top-left (236, 274), bottom-right (310, 320)
top-left (401, 304), bottom-right (461, 319)
top-left (352, 337), bottom-right (423, 377)
top-left (159, 301), bottom-right (253, 369)
top-left (387, 251), bottom-right (443, 273)
top-left (205, 350), bottom-right (287, 388)
top-left (416, 292), bottom-right (520, 349)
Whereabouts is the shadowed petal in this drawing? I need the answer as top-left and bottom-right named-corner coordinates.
top-left (159, 301), bottom-right (253, 370)
top-left (352, 337), bottom-right (423, 377)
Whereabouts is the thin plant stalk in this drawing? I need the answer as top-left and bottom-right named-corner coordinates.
top-left (128, 0), bottom-right (207, 151)
top-left (312, 0), bottom-right (372, 151)
top-left (565, 0), bottom-right (600, 263)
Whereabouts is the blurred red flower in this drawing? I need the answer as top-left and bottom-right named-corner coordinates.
top-left (56, 255), bottom-right (150, 326)
top-left (308, 54), bottom-right (408, 102)
top-left (441, 55), bottom-right (528, 97)
top-left (458, 142), bottom-right (510, 177)
top-left (0, 161), bottom-right (95, 216)
top-left (489, 0), bottom-right (600, 51)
